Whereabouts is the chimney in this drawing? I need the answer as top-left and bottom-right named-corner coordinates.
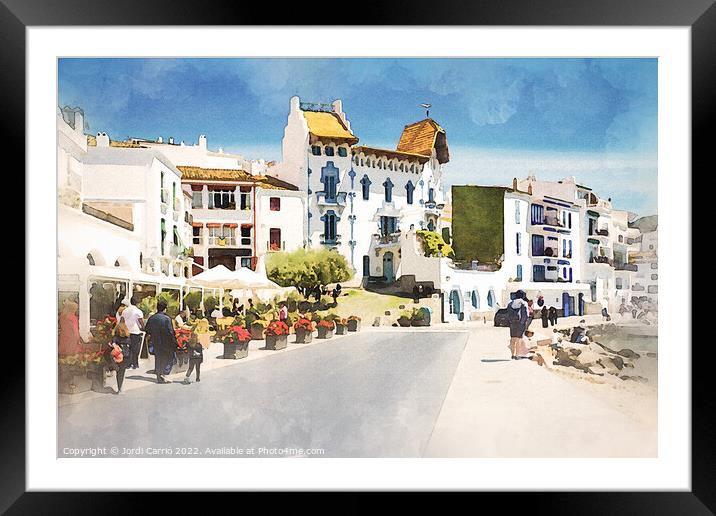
top-left (198, 134), bottom-right (207, 150)
top-left (168, 137), bottom-right (174, 145)
top-left (290, 96), bottom-right (300, 113)
top-left (332, 99), bottom-right (351, 131)
top-left (512, 177), bottom-right (518, 190)
top-left (528, 184), bottom-right (533, 195)
top-left (157, 136), bottom-right (163, 143)
top-left (96, 132), bottom-right (110, 147)
top-left (74, 111), bottom-right (84, 134)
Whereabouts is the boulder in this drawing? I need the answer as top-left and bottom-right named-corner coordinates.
top-left (610, 355), bottom-right (624, 370)
top-left (620, 375), bottom-right (648, 383)
top-left (617, 348), bottom-right (641, 359)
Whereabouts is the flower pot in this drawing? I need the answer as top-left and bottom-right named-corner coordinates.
top-left (265, 334), bottom-right (288, 350)
top-left (347, 319), bottom-right (361, 332)
top-left (197, 333), bottom-right (211, 349)
top-left (58, 366), bottom-right (92, 395)
top-left (335, 323), bottom-right (347, 335)
top-left (172, 350), bottom-right (190, 373)
top-left (250, 323), bottom-right (265, 340)
top-left (295, 328), bottom-right (313, 343)
top-left (223, 340), bottom-right (250, 359)
top-left (317, 327), bottom-right (334, 339)
top-left (398, 317), bottom-right (412, 327)
top-left (411, 319), bottom-right (429, 327)
top-left (86, 363), bottom-right (107, 392)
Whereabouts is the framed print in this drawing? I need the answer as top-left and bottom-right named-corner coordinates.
top-left (4, 0), bottom-right (711, 511)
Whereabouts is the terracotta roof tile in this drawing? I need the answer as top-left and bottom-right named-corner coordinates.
top-left (177, 166), bottom-right (254, 182)
top-left (396, 118), bottom-right (449, 163)
top-left (303, 111), bottom-right (358, 144)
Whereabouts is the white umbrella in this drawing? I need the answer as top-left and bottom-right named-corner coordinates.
top-left (191, 264), bottom-right (288, 305)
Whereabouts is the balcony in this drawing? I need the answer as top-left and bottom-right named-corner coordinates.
top-left (372, 232), bottom-right (401, 247)
top-left (191, 208), bottom-right (253, 223)
top-left (319, 233), bottom-right (342, 246)
top-left (267, 240), bottom-right (286, 252)
top-left (184, 212), bottom-right (193, 225)
top-left (589, 256), bottom-right (613, 266)
top-left (615, 263), bottom-right (638, 272)
top-left (316, 191), bottom-right (348, 206)
top-left (206, 236), bottom-right (252, 248)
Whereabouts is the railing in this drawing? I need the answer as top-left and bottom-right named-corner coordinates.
top-left (184, 212), bottom-right (193, 225)
top-left (319, 233), bottom-right (341, 245)
top-left (590, 256), bottom-right (613, 266)
top-left (615, 263), bottom-right (638, 272)
top-left (208, 236), bottom-right (237, 246)
top-left (596, 229), bottom-right (609, 236)
top-left (373, 232), bottom-right (401, 245)
top-left (316, 191), bottom-right (348, 206)
top-left (267, 241), bottom-right (286, 252)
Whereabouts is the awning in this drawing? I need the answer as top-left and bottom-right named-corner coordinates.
top-left (241, 223), bottom-right (253, 228)
top-left (587, 238), bottom-right (600, 244)
top-left (587, 210), bottom-right (600, 217)
top-left (192, 222), bottom-right (203, 227)
top-left (206, 223), bottom-right (221, 228)
top-left (224, 223), bottom-right (238, 228)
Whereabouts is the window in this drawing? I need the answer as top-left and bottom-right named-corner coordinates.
top-left (533, 265), bottom-right (546, 282)
top-left (651, 263), bottom-right (658, 269)
top-left (192, 226), bottom-right (202, 245)
top-left (240, 186), bottom-right (251, 210)
top-left (210, 188), bottom-right (235, 209)
top-left (531, 204), bottom-right (544, 224)
top-left (651, 274), bottom-right (658, 280)
top-left (362, 255), bottom-right (370, 277)
top-left (269, 197), bottom-right (281, 211)
top-left (337, 147), bottom-right (348, 157)
top-left (383, 178), bottom-right (394, 202)
top-left (325, 146), bottom-right (335, 157)
top-left (568, 212), bottom-right (572, 228)
top-left (208, 225), bottom-right (221, 244)
top-left (360, 175), bottom-right (371, 200)
top-left (388, 162), bottom-right (393, 170)
top-left (562, 239), bottom-right (566, 257)
top-left (648, 285), bottom-right (658, 294)
top-left (240, 257), bottom-right (252, 268)
top-left (471, 290), bottom-right (480, 309)
top-left (515, 201), bottom-right (521, 224)
top-left (516, 265), bottom-right (523, 281)
top-left (311, 145), bottom-right (321, 156)
top-left (191, 191), bottom-right (202, 209)
top-left (377, 160), bottom-right (383, 169)
top-left (173, 226), bottom-right (179, 246)
top-left (618, 235), bottom-right (624, 243)
top-left (531, 234), bottom-right (545, 256)
top-left (269, 228), bottom-right (281, 251)
top-left (516, 233), bottom-right (521, 255)
top-left (405, 180), bottom-right (415, 204)
top-left (160, 219), bottom-right (166, 255)
top-left (321, 162), bottom-right (339, 202)
top-left (240, 226), bottom-right (252, 246)
top-left (428, 188), bottom-right (435, 203)
top-left (380, 216), bottom-right (398, 237)
top-left (562, 267), bottom-right (568, 279)
top-left (487, 289), bottom-right (495, 308)
top-left (222, 226), bottom-right (236, 245)
top-left (323, 211), bottom-right (338, 243)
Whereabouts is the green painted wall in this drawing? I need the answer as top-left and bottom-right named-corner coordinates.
top-left (451, 186), bottom-right (507, 265)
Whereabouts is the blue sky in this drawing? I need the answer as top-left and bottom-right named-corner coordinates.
top-left (58, 58), bottom-right (657, 216)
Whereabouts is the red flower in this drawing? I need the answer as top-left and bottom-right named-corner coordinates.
top-left (317, 320), bottom-right (335, 330)
top-left (265, 320), bottom-right (290, 336)
top-left (223, 325), bottom-right (251, 344)
top-left (293, 318), bottom-right (314, 332)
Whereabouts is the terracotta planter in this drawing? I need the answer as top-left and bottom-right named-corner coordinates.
top-left (335, 323), bottom-right (347, 335)
top-left (347, 319), bottom-right (361, 332)
top-left (223, 340), bottom-right (250, 359)
top-left (58, 366), bottom-right (92, 395)
top-left (295, 328), bottom-right (313, 343)
top-left (317, 326), bottom-right (334, 339)
top-left (398, 317), bottom-right (412, 327)
top-left (265, 334), bottom-right (288, 350)
top-left (250, 323), bottom-right (265, 340)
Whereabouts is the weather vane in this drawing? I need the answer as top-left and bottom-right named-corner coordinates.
top-left (420, 103), bottom-right (432, 118)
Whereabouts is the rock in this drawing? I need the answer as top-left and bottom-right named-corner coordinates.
top-left (620, 375), bottom-right (648, 383)
top-left (398, 305), bottom-right (405, 309)
top-left (610, 355), bottom-right (624, 370)
top-left (617, 348), bottom-right (640, 359)
top-left (593, 341), bottom-right (618, 354)
top-left (384, 311), bottom-right (391, 316)
top-left (570, 348), bottom-right (583, 357)
top-left (647, 352), bottom-right (658, 358)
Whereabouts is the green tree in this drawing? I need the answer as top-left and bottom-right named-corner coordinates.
top-left (266, 248), bottom-right (353, 296)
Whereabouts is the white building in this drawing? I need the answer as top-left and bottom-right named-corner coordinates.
top-left (268, 96), bottom-right (449, 284)
top-left (57, 108), bottom-right (192, 338)
top-left (628, 216), bottom-right (658, 307)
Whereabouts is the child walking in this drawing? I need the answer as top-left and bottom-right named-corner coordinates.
top-left (183, 338), bottom-right (203, 384)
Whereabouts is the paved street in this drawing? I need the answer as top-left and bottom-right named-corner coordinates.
top-left (59, 330), bottom-right (468, 458)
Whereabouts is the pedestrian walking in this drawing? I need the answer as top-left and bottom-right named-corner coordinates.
top-left (541, 306), bottom-right (549, 328)
top-left (144, 300), bottom-right (178, 384)
top-left (601, 297), bottom-right (611, 322)
top-left (526, 298), bottom-right (535, 329)
top-left (507, 290), bottom-right (529, 360)
top-left (278, 302), bottom-right (288, 323)
top-left (182, 338), bottom-right (203, 384)
top-left (108, 318), bottom-right (132, 393)
top-left (120, 297), bottom-right (145, 369)
top-left (548, 306), bottom-right (558, 326)
top-left (59, 299), bottom-right (84, 356)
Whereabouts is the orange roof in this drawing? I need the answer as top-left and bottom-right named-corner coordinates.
top-left (86, 134), bottom-right (145, 148)
top-left (303, 111), bottom-right (358, 144)
top-left (177, 166), bottom-right (254, 182)
top-left (396, 118), bottom-right (449, 163)
top-left (352, 146), bottom-right (429, 164)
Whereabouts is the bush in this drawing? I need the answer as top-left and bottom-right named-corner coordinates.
top-left (184, 291), bottom-right (203, 312)
top-left (157, 291), bottom-right (180, 318)
top-left (416, 230), bottom-right (455, 258)
top-left (266, 248), bottom-right (353, 292)
top-left (203, 295), bottom-right (219, 314)
top-left (138, 297), bottom-right (157, 318)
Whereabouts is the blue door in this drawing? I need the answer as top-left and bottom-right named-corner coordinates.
top-left (562, 292), bottom-right (571, 317)
top-left (449, 289), bottom-right (461, 315)
top-left (383, 252), bottom-right (394, 283)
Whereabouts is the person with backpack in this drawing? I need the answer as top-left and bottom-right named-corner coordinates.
top-left (507, 290), bottom-right (529, 360)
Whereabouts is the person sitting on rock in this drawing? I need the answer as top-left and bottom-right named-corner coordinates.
top-left (570, 320), bottom-right (589, 344)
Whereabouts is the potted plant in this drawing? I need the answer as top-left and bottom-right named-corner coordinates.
top-left (173, 327), bottom-right (194, 373)
top-left (264, 320), bottom-right (290, 350)
top-left (221, 324), bottom-right (251, 359)
top-left (316, 319), bottom-right (335, 339)
top-left (293, 317), bottom-right (314, 343)
top-left (411, 307), bottom-right (431, 327)
top-left (249, 318), bottom-right (267, 340)
top-left (347, 315), bottom-right (361, 332)
top-left (398, 310), bottom-right (413, 327)
top-left (335, 318), bottom-right (348, 335)
top-left (58, 351), bottom-right (103, 394)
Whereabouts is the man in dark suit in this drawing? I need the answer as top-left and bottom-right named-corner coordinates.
top-left (144, 300), bottom-right (178, 384)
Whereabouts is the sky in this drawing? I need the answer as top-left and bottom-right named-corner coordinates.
top-left (58, 58), bottom-right (657, 216)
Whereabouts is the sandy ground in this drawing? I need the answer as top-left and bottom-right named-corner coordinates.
top-left (424, 315), bottom-right (657, 457)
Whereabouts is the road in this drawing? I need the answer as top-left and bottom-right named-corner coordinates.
top-left (58, 330), bottom-right (468, 458)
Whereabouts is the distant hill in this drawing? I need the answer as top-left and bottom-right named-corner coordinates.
top-left (629, 215), bottom-right (658, 233)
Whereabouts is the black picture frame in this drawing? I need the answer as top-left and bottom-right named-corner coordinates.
top-left (3, 0), bottom-right (708, 512)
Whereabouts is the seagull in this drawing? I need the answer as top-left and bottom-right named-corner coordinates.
top-left (420, 103), bottom-right (432, 117)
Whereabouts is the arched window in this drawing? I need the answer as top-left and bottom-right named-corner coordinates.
top-left (311, 145), bottom-right (321, 156)
top-left (471, 289), bottom-right (480, 309)
top-left (87, 253), bottom-right (95, 266)
top-left (324, 146), bottom-right (335, 156)
top-left (383, 178), bottom-right (394, 202)
top-left (516, 264), bottom-right (523, 281)
top-left (405, 180), bottom-right (415, 204)
top-left (428, 188), bottom-right (435, 203)
top-left (487, 289), bottom-right (495, 308)
top-left (360, 175), bottom-right (372, 200)
top-left (337, 147), bottom-right (347, 157)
